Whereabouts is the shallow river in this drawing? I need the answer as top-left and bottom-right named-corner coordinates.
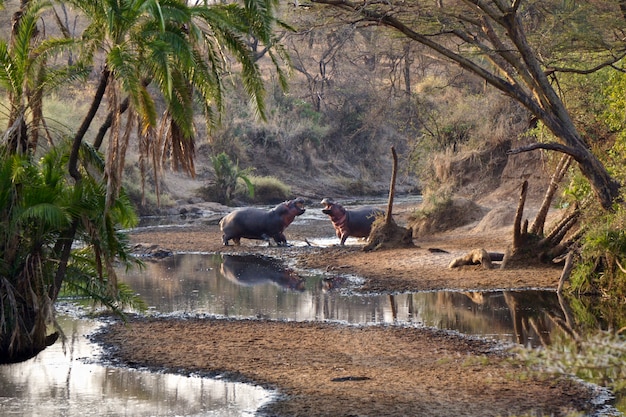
top-left (0, 252), bottom-right (579, 417)
top-left (0, 197), bottom-right (622, 416)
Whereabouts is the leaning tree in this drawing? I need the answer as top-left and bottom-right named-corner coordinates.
top-left (310, 0), bottom-right (625, 210)
top-left (310, 0), bottom-right (626, 264)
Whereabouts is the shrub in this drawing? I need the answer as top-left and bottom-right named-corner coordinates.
top-left (235, 175), bottom-right (291, 204)
top-left (209, 152), bottom-right (254, 205)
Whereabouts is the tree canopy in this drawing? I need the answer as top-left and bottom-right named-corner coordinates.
top-left (0, 0), bottom-right (289, 363)
top-left (310, 0), bottom-right (626, 209)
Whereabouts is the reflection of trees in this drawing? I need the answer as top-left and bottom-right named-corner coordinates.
top-left (502, 290), bottom-right (626, 348)
top-left (566, 294), bottom-right (626, 335)
top-left (502, 291), bottom-right (562, 346)
top-left (313, 277), bottom-right (389, 323)
top-left (120, 255), bottom-right (622, 345)
top-left (504, 290), bottom-right (626, 348)
top-left (398, 290), bottom-right (574, 347)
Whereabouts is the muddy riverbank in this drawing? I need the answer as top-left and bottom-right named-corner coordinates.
top-left (92, 199), bottom-right (618, 417)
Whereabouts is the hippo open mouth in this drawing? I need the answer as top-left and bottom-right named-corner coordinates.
top-left (320, 197), bottom-right (383, 245)
top-left (321, 197), bottom-right (335, 213)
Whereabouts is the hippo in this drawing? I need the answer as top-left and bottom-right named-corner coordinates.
top-left (321, 197), bottom-right (384, 245)
top-left (220, 198), bottom-right (306, 246)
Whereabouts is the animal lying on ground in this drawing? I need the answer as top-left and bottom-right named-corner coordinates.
top-left (220, 198), bottom-right (306, 246)
top-left (321, 197), bottom-right (383, 245)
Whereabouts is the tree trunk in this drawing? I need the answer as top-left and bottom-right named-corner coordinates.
top-left (503, 180), bottom-right (580, 269)
top-left (69, 67), bottom-right (109, 181)
top-left (385, 146), bottom-right (397, 227)
top-left (364, 146), bottom-right (414, 251)
top-left (530, 155), bottom-right (572, 236)
top-left (311, 0), bottom-right (622, 211)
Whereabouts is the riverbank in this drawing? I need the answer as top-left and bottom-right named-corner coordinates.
top-left (96, 315), bottom-right (600, 417)
top-left (95, 202), bottom-right (616, 416)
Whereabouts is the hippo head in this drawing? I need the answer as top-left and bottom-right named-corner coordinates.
top-left (286, 197), bottom-right (306, 215)
top-left (321, 197), bottom-right (345, 216)
top-left (275, 197), bottom-right (306, 222)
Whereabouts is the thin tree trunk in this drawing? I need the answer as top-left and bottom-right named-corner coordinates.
top-left (69, 68), bottom-right (109, 180)
top-left (93, 96), bottom-right (130, 150)
top-left (385, 146), bottom-right (397, 227)
top-left (557, 252), bottom-right (575, 294)
top-left (48, 220), bottom-right (78, 302)
top-left (513, 180), bottom-right (528, 249)
top-left (530, 155), bottom-right (572, 235)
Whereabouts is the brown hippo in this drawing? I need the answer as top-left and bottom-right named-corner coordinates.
top-left (321, 198), bottom-right (383, 245)
top-left (220, 198), bottom-right (306, 246)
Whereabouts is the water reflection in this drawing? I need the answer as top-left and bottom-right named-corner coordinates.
top-left (221, 254), bottom-right (306, 291)
top-left (2, 252), bottom-right (621, 416)
top-left (0, 310), bottom-right (273, 417)
top-left (121, 253), bottom-right (567, 347)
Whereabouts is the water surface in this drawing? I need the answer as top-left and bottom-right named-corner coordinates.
top-left (0, 309), bottom-right (273, 416)
top-left (124, 253), bottom-right (567, 348)
top-left (0, 249), bottom-right (615, 416)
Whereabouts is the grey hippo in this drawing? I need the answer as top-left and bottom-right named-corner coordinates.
top-left (220, 197), bottom-right (306, 246)
top-left (321, 197), bottom-right (383, 245)
top-left (220, 254), bottom-right (306, 291)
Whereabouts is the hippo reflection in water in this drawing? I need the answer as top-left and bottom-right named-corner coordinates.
top-left (321, 197), bottom-right (384, 245)
top-left (220, 198), bottom-right (306, 246)
top-left (220, 255), bottom-right (306, 291)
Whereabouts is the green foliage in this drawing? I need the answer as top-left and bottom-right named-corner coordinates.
top-left (0, 140), bottom-right (143, 360)
top-left (208, 152), bottom-right (254, 205)
top-left (61, 252), bottom-right (146, 314)
top-left (515, 331), bottom-right (626, 405)
top-left (570, 204), bottom-right (626, 297)
top-left (603, 60), bottom-right (626, 183)
top-left (562, 171), bottom-right (592, 205)
top-left (237, 175), bottom-right (290, 204)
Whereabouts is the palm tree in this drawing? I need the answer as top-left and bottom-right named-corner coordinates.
top-left (210, 152), bottom-right (255, 204)
top-left (0, 0), bottom-right (289, 362)
top-left (0, 0), bottom-right (88, 153)
top-left (0, 140), bottom-right (142, 363)
top-left (63, 0), bottom-right (289, 202)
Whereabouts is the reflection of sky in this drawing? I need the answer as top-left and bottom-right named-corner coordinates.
top-left (0, 311), bottom-right (274, 417)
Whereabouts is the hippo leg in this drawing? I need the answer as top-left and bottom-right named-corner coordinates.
top-left (273, 232), bottom-right (288, 246)
top-left (222, 235), bottom-right (229, 246)
top-left (260, 233), bottom-right (274, 246)
top-left (232, 237), bottom-right (241, 246)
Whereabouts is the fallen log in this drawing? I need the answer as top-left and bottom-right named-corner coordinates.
top-left (448, 249), bottom-right (504, 269)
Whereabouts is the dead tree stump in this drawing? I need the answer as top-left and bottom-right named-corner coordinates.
top-left (363, 146), bottom-right (414, 252)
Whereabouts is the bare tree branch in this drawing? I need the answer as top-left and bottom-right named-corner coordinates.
top-left (507, 142), bottom-right (584, 160)
top-left (311, 0), bottom-right (621, 210)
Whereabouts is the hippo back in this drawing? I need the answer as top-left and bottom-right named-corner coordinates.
top-left (346, 207), bottom-right (383, 237)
